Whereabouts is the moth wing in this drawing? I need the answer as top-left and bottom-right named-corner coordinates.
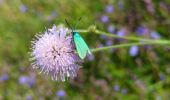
top-left (74, 33), bottom-right (91, 59)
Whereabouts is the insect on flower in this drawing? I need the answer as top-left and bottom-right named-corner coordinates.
top-left (30, 25), bottom-right (81, 81)
top-left (65, 18), bottom-right (92, 59)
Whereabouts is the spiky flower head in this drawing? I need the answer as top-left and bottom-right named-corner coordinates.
top-left (30, 25), bottom-right (81, 81)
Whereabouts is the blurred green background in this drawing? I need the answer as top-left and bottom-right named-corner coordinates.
top-left (0, 0), bottom-right (170, 100)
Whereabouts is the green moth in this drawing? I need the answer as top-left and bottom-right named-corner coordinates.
top-left (65, 19), bottom-right (92, 59)
top-left (73, 32), bottom-right (92, 59)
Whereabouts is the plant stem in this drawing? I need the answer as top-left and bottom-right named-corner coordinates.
top-left (76, 29), bottom-right (170, 44)
top-left (91, 42), bottom-right (168, 53)
top-left (76, 29), bottom-right (170, 52)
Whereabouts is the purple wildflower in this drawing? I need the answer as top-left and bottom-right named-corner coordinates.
top-left (19, 67), bottom-right (26, 72)
top-left (56, 90), bottom-right (66, 97)
top-left (51, 11), bottom-right (57, 17)
top-left (135, 26), bottom-right (146, 35)
top-left (144, 0), bottom-right (155, 14)
top-left (105, 40), bottom-right (113, 46)
top-left (19, 4), bottom-right (27, 13)
top-left (100, 34), bottom-right (107, 40)
top-left (31, 25), bottom-right (81, 81)
top-left (0, 74), bottom-right (9, 82)
top-left (150, 31), bottom-right (161, 39)
top-left (47, 11), bottom-right (57, 21)
top-left (129, 45), bottom-right (139, 57)
top-left (135, 26), bottom-right (149, 36)
top-left (105, 5), bottom-right (114, 13)
top-left (100, 15), bottom-right (109, 23)
top-left (26, 95), bottom-right (32, 100)
top-left (19, 76), bottom-right (35, 87)
top-left (98, 44), bottom-right (104, 48)
top-left (121, 88), bottom-right (128, 94)
top-left (87, 55), bottom-right (95, 61)
top-left (159, 74), bottom-right (165, 81)
top-left (113, 84), bottom-right (120, 91)
top-left (107, 25), bottom-right (115, 33)
top-left (28, 77), bottom-right (35, 87)
top-left (117, 28), bottom-right (126, 37)
top-left (19, 76), bottom-right (28, 84)
top-left (118, 1), bottom-right (124, 10)
top-left (116, 28), bottom-right (127, 40)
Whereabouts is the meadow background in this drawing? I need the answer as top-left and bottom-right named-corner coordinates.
top-left (0, 0), bottom-right (170, 100)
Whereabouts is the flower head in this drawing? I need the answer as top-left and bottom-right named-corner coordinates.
top-left (0, 74), bottom-right (9, 82)
top-left (135, 26), bottom-right (149, 36)
top-left (121, 88), bottom-right (128, 94)
top-left (105, 5), bottom-right (114, 13)
top-left (129, 45), bottom-right (139, 57)
top-left (26, 95), bottom-right (32, 100)
top-left (117, 28), bottom-right (126, 37)
top-left (19, 4), bottom-right (27, 13)
top-left (87, 55), bottom-right (95, 61)
top-left (107, 25), bottom-right (115, 33)
top-left (105, 40), bottom-right (113, 46)
top-left (150, 31), bottom-right (161, 39)
top-left (113, 84), bottom-right (120, 92)
top-left (118, 1), bottom-right (124, 10)
top-left (31, 25), bottom-right (81, 81)
top-left (100, 15), bottom-right (109, 23)
top-left (56, 90), bottom-right (66, 97)
top-left (18, 75), bottom-right (35, 87)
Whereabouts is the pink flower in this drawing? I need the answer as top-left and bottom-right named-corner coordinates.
top-left (30, 25), bottom-right (81, 81)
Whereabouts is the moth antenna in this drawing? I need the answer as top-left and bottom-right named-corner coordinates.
top-left (65, 19), bottom-right (73, 33)
top-left (74, 17), bottom-right (82, 30)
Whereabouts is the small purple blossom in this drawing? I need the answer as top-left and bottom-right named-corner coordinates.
top-left (98, 44), bottom-right (104, 48)
top-left (26, 95), bottom-right (32, 100)
top-left (107, 25), bottom-right (115, 33)
top-left (105, 5), bottom-right (114, 13)
top-left (56, 90), bottom-right (66, 97)
top-left (105, 40), bottom-right (113, 46)
top-left (150, 31), bottom-right (161, 39)
top-left (135, 26), bottom-right (145, 35)
top-left (129, 45), bottom-right (139, 57)
top-left (19, 4), bottom-right (27, 13)
top-left (0, 74), bottom-right (9, 82)
top-left (135, 26), bottom-right (149, 36)
top-left (144, 45), bottom-right (152, 50)
top-left (116, 28), bottom-right (127, 41)
top-left (46, 11), bottom-right (58, 21)
top-left (19, 76), bottom-right (35, 87)
top-left (31, 25), bottom-right (81, 81)
top-left (28, 77), bottom-right (35, 87)
top-left (87, 55), bottom-right (95, 61)
top-left (19, 67), bottom-right (26, 72)
top-left (51, 11), bottom-right (57, 17)
top-left (100, 34), bottom-right (107, 40)
top-left (121, 88), bottom-right (128, 94)
top-left (100, 15), bottom-right (109, 23)
top-left (117, 29), bottom-right (126, 37)
top-left (19, 76), bottom-right (28, 84)
top-left (113, 84), bottom-right (120, 91)
top-left (118, 1), bottom-right (124, 10)
top-left (159, 74), bottom-right (165, 81)
top-left (144, 0), bottom-right (155, 14)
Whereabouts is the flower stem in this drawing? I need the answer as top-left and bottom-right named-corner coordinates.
top-left (76, 29), bottom-right (170, 52)
top-left (91, 41), bottom-right (169, 53)
top-left (76, 29), bottom-right (170, 44)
